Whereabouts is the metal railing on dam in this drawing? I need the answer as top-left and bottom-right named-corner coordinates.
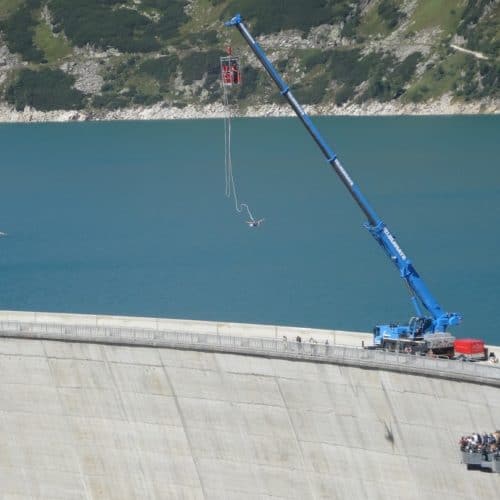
top-left (1, 319), bottom-right (499, 387)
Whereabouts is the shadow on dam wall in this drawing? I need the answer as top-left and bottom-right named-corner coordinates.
top-left (0, 337), bottom-right (499, 499)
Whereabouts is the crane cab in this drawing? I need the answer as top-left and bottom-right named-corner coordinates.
top-left (220, 48), bottom-right (241, 86)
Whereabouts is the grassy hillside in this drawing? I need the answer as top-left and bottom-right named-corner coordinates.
top-left (0, 0), bottom-right (498, 112)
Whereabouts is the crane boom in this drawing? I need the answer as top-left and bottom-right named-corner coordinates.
top-left (225, 14), bottom-right (461, 346)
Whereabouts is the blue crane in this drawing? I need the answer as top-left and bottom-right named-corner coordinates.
top-left (225, 14), bottom-right (461, 352)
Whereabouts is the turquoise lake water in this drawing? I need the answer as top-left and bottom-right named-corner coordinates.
top-left (0, 116), bottom-right (499, 344)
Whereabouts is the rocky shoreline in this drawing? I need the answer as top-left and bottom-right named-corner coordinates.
top-left (0, 94), bottom-right (497, 123)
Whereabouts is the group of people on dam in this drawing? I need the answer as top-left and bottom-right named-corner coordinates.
top-left (460, 431), bottom-right (500, 455)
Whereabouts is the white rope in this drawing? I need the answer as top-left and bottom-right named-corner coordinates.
top-left (222, 82), bottom-right (256, 222)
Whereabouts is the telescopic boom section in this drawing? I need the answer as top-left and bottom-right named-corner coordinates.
top-left (225, 14), bottom-right (461, 332)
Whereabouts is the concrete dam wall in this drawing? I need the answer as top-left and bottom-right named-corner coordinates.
top-left (1, 312), bottom-right (499, 499)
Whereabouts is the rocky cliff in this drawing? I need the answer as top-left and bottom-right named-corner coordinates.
top-left (0, 0), bottom-right (498, 121)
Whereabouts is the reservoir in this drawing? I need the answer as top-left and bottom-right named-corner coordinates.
top-left (0, 115), bottom-right (498, 344)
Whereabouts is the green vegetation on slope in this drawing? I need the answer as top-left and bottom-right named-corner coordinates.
top-left (180, 49), bottom-right (220, 84)
top-left (294, 47), bottom-right (422, 104)
top-left (0, 0), bottom-right (497, 112)
top-left (34, 20), bottom-right (72, 63)
top-left (140, 54), bottom-right (179, 83)
top-left (49, 0), bottom-right (160, 52)
top-left (405, 0), bottom-right (499, 103)
top-left (363, 52), bottom-right (423, 102)
top-left (0, 0), bottom-right (44, 62)
top-left (408, 0), bottom-right (462, 33)
top-left (459, 0), bottom-right (500, 57)
top-left (358, 3), bottom-right (390, 38)
top-left (6, 67), bottom-right (85, 110)
top-left (219, 0), bottom-right (354, 35)
top-left (377, 0), bottom-right (406, 30)
top-left (0, 0), bottom-right (24, 18)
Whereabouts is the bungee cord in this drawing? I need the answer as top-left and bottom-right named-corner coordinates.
top-left (222, 76), bottom-right (264, 227)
